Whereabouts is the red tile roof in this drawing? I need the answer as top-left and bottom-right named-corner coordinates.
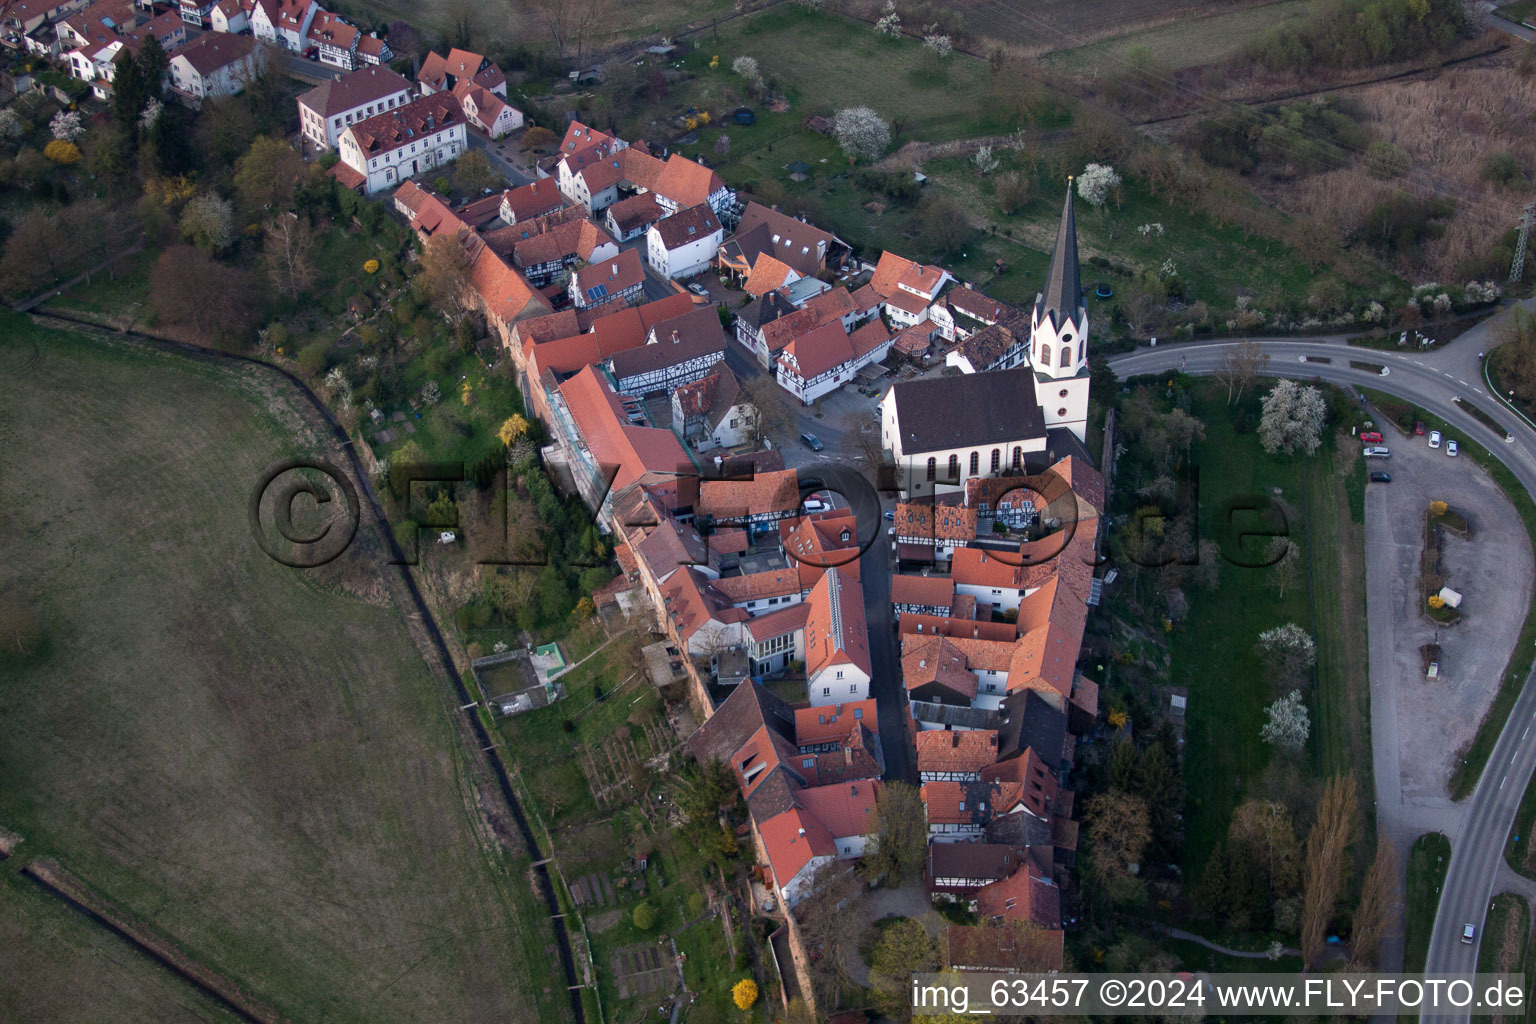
top-left (346, 93), bottom-right (462, 154)
top-left (975, 860), bottom-right (1060, 929)
top-left (651, 202), bottom-right (721, 249)
top-left (743, 600), bottom-right (810, 642)
top-left (712, 568), bottom-right (801, 604)
top-left (779, 511), bottom-right (861, 587)
top-left (794, 700), bottom-right (878, 746)
top-left (914, 729), bottom-right (999, 775)
top-left (653, 153), bottom-right (726, 209)
top-left (895, 501), bottom-right (977, 544)
top-left (902, 635), bottom-right (977, 701)
top-left (796, 778), bottom-right (880, 838)
top-left (891, 573), bottom-right (954, 609)
top-left (697, 468), bottom-right (800, 521)
top-left (899, 615), bottom-right (1018, 643)
top-left (558, 365), bottom-right (691, 495)
top-left (946, 285), bottom-right (1012, 324)
top-left (500, 177), bottom-right (566, 222)
top-left (804, 567), bottom-right (870, 681)
top-left (299, 64), bottom-right (412, 117)
top-left (980, 747), bottom-right (1057, 818)
top-left (572, 248), bottom-right (644, 301)
top-left (606, 192), bottom-right (666, 235)
top-left (758, 806), bottom-right (835, 888)
top-left (305, 10), bottom-right (357, 49)
top-left (779, 320), bottom-right (856, 382)
top-left (921, 779), bottom-right (1025, 826)
top-left (173, 30), bottom-right (254, 74)
top-left (744, 253), bottom-right (796, 297)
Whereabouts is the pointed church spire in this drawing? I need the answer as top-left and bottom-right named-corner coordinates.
top-left (1039, 181), bottom-right (1082, 330)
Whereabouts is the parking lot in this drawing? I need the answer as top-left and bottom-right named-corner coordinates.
top-left (1365, 420), bottom-right (1535, 800)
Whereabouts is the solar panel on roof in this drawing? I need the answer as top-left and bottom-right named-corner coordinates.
top-left (586, 284), bottom-right (608, 301)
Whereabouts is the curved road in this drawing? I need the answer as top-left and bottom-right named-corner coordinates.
top-left (1107, 306), bottom-right (1536, 1020)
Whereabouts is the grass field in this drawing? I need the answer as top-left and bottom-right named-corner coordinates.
top-left (1039, 0), bottom-right (1311, 76)
top-left (0, 314), bottom-right (572, 1024)
top-left (1475, 893), bottom-right (1531, 1024)
top-left (0, 868), bottom-right (243, 1024)
top-left (1404, 833), bottom-right (1452, 973)
top-left (335, 0), bottom-right (735, 53)
top-left (1506, 769), bottom-right (1536, 881)
top-left (1169, 385), bottom-right (1367, 874)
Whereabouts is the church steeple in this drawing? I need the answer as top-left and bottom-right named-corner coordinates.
top-left (1037, 182), bottom-right (1083, 331)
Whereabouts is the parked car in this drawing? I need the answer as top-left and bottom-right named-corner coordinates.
top-left (1370, 471), bottom-right (1392, 483)
top-left (800, 432), bottom-right (824, 452)
top-left (1447, 440), bottom-right (1459, 457)
top-left (798, 475), bottom-right (824, 490)
top-left (1414, 421), bottom-right (1427, 435)
top-left (687, 283), bottom-right (709, 297)
top-left (1363, 446), bottom-right (1391, 458)
top-left (1360, 431), bottom-right (1383, 443)
top-left (1463, 924), bottom-right (1477, 944)
top-left (802, 498), bottom-right (827, 512)
top-left (1428, 430), bottom-right (1442, 449)
top-left (883, 509), bottom-right (895, 521)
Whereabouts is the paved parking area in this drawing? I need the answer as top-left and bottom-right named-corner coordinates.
top-left (1366, 425), bottom-right (1535, 801)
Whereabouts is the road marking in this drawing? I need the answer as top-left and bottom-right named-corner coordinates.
top-left (1476, 387), bottom-right (1485, 395)
top-left (1445, 372), bottom-right (1456, 379)
top-left (1525, 725), bottom-right (1531, 740)
top-left (1415, 360), bottom-right (1424, 366)
top-left (1459, 380), bottom-right (1469, 386)
top-left (1503, 774), bottom-right (1509, 789)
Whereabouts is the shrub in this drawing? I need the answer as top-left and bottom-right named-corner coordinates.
top-left (1481, 152), bottom-right (1527, 191)
top-left (733, 979), bottom-right (759, 1010)
top-left (296, 340), bottom-right (329, 377)
top-left (632, 902), bottom-right (657, 930)
top-left (43, 139), bottom-right (80, 164)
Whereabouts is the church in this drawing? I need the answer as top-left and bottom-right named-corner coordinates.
top-left (880, 184), bottom-right (1093, 499)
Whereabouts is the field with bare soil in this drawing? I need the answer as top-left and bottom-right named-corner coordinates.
top-left (0, 316), bottom-right (572, 1024)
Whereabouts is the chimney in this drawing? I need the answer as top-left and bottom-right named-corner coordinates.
top-left (611, 263), bottom-right (618, 275)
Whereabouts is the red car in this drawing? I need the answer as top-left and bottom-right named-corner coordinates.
top-left (1360, 431), bottom-right (1383, 443)
top-left (1414, 421), bottom-right (1427, 436)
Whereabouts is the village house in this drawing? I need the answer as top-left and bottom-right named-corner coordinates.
top-left (417, 46), bottom-right (506, 96)
top-left (775, 319), bottom-right (891, 405)
top-left (498, 178), bottom-right (565, 224)
top-left (646, 203), bottom-right (723, 280)
top-left (893, 501), bottom-right (978, 565)
top-left (718, 201), bottom-right (846, 285)
top-left (298, 65), bottom-right (413, 150)
top-left (745, 602), bottom-right (808, 676)
top-left (697, 468), bottom-right (801, 534)
top-left (487, 209), bottom-right (617, 288)
top-left (305, 10), bottom-right (357, 68)
top-left (209, 0), bottom-right (251, 33)
top-left (569, 248), bottom-right (645, 310)
top-left (604, 193), bottom-right (666, 242)
top-left (916, 730), bottom-right (1000, 783)
top-left (3, 0), bottom-right (90, 47)
top-left (891, 574), bottom-right (955, 619)
top-left (546, 364), bottom-right (692, 528)
top-left (334, 92), bottom-right (466, 194)
top-left (869, 250), bottom-right (953, 329)
top-left (671, 363), bottom-right (753, 452)
top-left (930, 285), bottom-right (1014, 343)
top-left (250, 0), bottom-right (315, 50)
top-left (804, 568), bottom-right (871, 707)
top-left (166, 31), bottom-right (262, 103)
top-left (922, 778), bottom-right (1027, 843)
top-left (945, 317), bottom-right (1031, 374)
top-left (451, 78), bottom-right (521, 138)
top-left (178, 0), bottom-right (214, 25)
top-left (608, 305), bottom-right (725, 396)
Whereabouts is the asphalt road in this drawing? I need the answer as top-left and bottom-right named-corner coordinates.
top-left (1108, 308), bottom-right (1536, 1020)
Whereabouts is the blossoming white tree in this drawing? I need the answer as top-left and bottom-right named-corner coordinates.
top-left (1261, 690), bottom-right (1310, 750)
top-left (972, 144), bottom-right (998, 174)
top-left (874, 0), bottom-right (900, 36)
top-left (832, 106), bottom-right (891, 164)
top-left (731, 55), bottom-right (762, 91)
top-left (923, 34), bottom-right (952, 58)
top-left (1077, 162), bottom-right (1121, 207)
top-left (0, 109), bottom-right (23, 143)
top-left (1258, 379), bottom-right (1328, 455)
top-left (50, 110), bottom-right (83, 142)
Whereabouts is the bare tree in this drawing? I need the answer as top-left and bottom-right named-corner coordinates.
top-left (262, 212), bottom-right (316, 300)
top-left (738, 373), bottom-right (797, 446)
top-left (1214, 339), bottom-right (1271, 404)
top-left (419, 232), bottom-right (475, 315)
top-left (861, 781), bottom-right (927, 885)
top-left (151, 245), bottom-right (256, 346)
top-left (1350, 840), bottom-right (1399, 969)
top-left (1300, 774), bottom-right (1360, 967)
top-left (794, 862), bottom-right (863, 1007)
top-left (528, 0), bottom-right (612, 66)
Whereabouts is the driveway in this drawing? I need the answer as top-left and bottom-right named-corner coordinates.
top-left (465, 131), bottom-right (533, 189)
top-left (839, 885), bottom-right (944, 987)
